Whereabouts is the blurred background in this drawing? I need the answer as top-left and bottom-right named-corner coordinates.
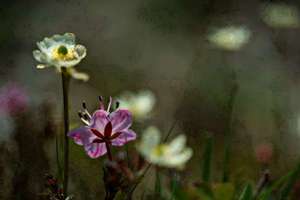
top-left (1, 0), bottom-right (300, 199)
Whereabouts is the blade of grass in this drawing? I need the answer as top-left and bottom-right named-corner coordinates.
top-left (155, 169), bottom-right (162, 197)
top-left (258, 171), bottom-right (293, 200)
top-left (279, 161), bottom-right (300, 200)
top-left (238, 184), bottom-right (253, 200)
top-left (202, 134), bottom-right (213, 183)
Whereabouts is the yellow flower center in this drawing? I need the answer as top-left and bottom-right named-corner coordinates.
top-left (153, 145), bottom-right (167, 156)
top-left (52, 45), bottom-right (76, 61)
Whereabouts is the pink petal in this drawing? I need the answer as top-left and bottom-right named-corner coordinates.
top-left (90, 110), bottom-right (109, 133)
top-left (84, 143), bottom-right (107, 158)
top-left (109, 109), bottom-right (132, 133)
top-left (111, 129), bottom-right (136, 146)
top-left (68, 127), bottom-right (94, 145)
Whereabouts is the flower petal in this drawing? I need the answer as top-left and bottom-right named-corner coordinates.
top-left (168, 135), bottom-right (187, 154)
top-left (111, 129), bottom-right (136, 146)
top-left (84, 143), bottom-right (107, 158)
top-left (68, 127), bottom-right (94, 145)
top-left (89, 110), bottom-right (109, 133)
top-left (75, 44), bottom-right (87, 59)
top-left (164, 148), bottom-right (193, 169)
top-left (109, 109), bottom-right (132, 133)
top-left (69, 68), bottom-right (89, 81)
top-left (33, 50), bottom-right (48, 63)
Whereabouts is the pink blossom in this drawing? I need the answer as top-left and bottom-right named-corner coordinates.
top-left (68, 97), bottom-right (136, 159)
top-left (255, 143), bottom-right (273, 165)
top-left (0, 82), bottom-right (28, 115)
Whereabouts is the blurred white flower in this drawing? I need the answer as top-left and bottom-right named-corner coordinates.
top-left (208, 26), bottom-right (251, 51)
top-left (137, 126), bottom-right (193, 169)
top-left (261, 3), bottom-right (300, 28)
top-left (33, 33), bottom-right (89, 81)
top-left (117, 90), bottom-right (156, 120)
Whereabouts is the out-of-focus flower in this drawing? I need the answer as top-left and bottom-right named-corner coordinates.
top-left (137, 126), bottom-right (192, 169)
top-left (208, 26), bottom-right (251, 51)
top-left (255, 143), bottom-right (273, 165)
top-left (33, 33), bottom-right (89, 81)
top-left (117, 90), bottom-right (156, 120)
top-left (68, 97), bottom-right (136, 159)
top-left (0, 82), bottom-right (29, 115)
top-left (261, 3), bottom-right (300, 28)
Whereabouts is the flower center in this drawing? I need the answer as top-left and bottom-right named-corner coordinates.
top-left (153, 145), bottom-right (167, 156)
top-left (52, 45), bottom-right (76, 61)
top-left (57, 45), bottom-right (68, 56)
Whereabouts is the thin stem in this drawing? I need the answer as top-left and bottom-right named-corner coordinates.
top-left (61, 67), bottom-right (70, 197)
top-left (222, 69), bottom-right (238, 183)
top-left (105, 142), bottom-right (113, 161)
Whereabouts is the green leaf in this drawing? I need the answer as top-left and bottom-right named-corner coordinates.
top-left (279, 161), bottom-right (300, 200)
top-left (170, 177), bottom-right (187, 200)
top-left (238, 184), bottom-right (253, 200)
top-left (202, 134), bottom-right (213, 183)
top-left (155, 169), bottom-right (162, 197)
top-left (258, 172), bottom-right (292, 200)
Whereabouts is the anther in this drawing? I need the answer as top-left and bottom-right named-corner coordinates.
top-left (115, 101), bottom-right (120, 109)
top-left (83, 113), bottom-right (90, 120)
top-left (78, 111), bottom-right (83, 118)
top-left (82, 101), bottom-right (87, 109)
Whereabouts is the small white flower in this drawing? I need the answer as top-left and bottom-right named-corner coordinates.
top-left (137, 126), bottom-right (193, 169)
top-left (261, 3), bottom-right (300, 28)
top-left (33, 33), bottom-right (89, 81)
top-left (117, 90), bottom-right (156, 120)
top-left (208, 26), bottom-right (251, 51)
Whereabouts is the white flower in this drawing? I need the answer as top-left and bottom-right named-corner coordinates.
top-left (117, 90), bottom-right (156, 120)
top-left (261, 3), bottom-right (300, 28)
top-left (208, 26), bottom-right (251, 51)
top-left (33, 33), bottom-right (89, 81)
top-left (137, 126), bottom-right (193, 169)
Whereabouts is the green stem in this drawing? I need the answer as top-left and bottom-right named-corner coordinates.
top-left (61, 67), bottom-right (70, 197)
top-left (222, 69), bottom-right (238, 183)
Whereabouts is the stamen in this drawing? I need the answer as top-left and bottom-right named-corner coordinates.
top-left (78, 111), bottom-right (83, 118)
top-left (80, 118), bottom-right (90, 126)
top-left (115, 101), bottom-right (120, 109)
top-left (83, 113), bottom-right (90, 120)
top-left (98, 96), bottom-right (105, 110)
top-left (107, 96), bottom-right (112, 112)
top-left (81, 101), bottom-right (91, 118)
top-left (82, 101), bottom-right (87, 109)
top-left (78, 111), bottom-right (90, 125)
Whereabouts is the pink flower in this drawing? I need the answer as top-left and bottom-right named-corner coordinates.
top-left (68, 97), bottom-right (136, 159)
top-left (0, 82), bottom-right (28, 115)
top-left (255, 143), bottom-right (273, 165)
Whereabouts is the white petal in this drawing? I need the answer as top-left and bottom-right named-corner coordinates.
top-left (75, 44), bottom-right (87, 59)
top-left (138, 126), bottom-right (161, 156)
top-left (33, 50), bottom-right (48, 63)
top-left (69, 68), bottom-right (89, 81)
top-left (164, 148), bottom-right (193, 169)
top-left (168, 135), bottom-right (187, 154)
